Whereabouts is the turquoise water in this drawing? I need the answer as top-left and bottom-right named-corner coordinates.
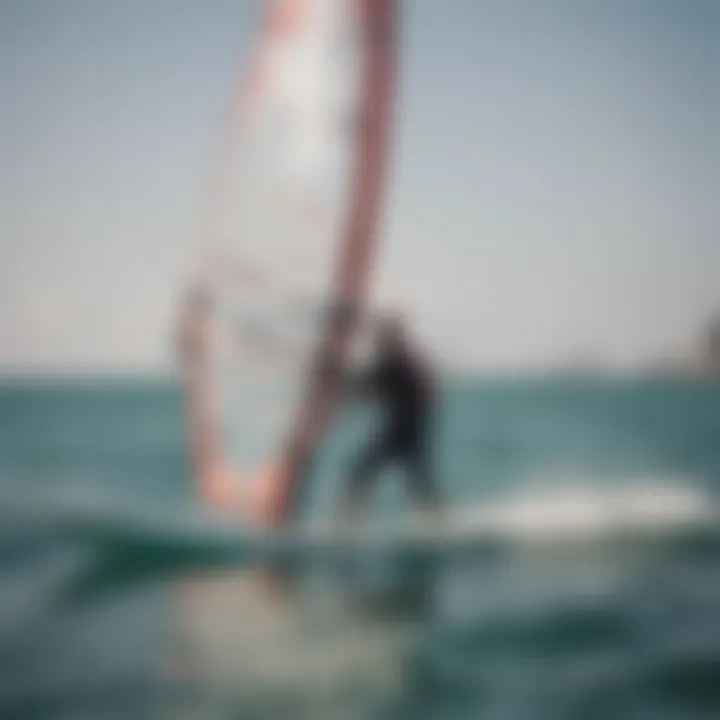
top-left (1, 377), bottom-right (719, 719)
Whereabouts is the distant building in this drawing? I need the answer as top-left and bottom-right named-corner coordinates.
top-left (645, 316), bottom-right (720, 379)
top-left (697, 317), bottom-right (720, 376)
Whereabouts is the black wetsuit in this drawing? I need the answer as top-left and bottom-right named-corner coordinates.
top-left (345, 349), bottom-right (440, 509)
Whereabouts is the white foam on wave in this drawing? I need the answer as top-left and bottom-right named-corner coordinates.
top-left (449, 477), bottom-right (716, 542)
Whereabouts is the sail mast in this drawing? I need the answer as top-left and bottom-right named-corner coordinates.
top-left (270, 0), bottom-right (398, 522)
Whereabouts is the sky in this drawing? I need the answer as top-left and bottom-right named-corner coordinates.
top-left (1, 0), bottom-right (719, 371)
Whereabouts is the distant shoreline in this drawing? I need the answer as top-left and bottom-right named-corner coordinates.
top-left (0, 368), bottom-right (718, 389)
top-left (0, 369), bottom-right (176, 388)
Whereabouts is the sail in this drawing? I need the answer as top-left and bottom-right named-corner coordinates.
top-left (179, 0), bottom-right (397, 525)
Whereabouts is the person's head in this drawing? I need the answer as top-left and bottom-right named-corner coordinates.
top-left (374, 314), bottom-right (406, 356)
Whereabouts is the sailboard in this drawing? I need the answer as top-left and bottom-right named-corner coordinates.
top-left (178, 0), bottom-right (398, 526)
top-left (20, 484), bottom-right (718, 572)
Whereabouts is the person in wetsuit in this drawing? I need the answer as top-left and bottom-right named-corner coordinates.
top-left (341, 316), bottom-right (442, 519)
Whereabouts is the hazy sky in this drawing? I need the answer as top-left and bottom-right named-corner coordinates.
top-left (1, 0), bottom-right (719, 370)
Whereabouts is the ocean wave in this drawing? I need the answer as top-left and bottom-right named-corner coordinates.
top-left (1, 478), bottom-right (717, 573)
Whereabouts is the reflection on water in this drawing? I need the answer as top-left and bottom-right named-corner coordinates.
top-left (146, 526), bottom-right (720, 720)
top-left (164, 565), bottom-right (432, 720)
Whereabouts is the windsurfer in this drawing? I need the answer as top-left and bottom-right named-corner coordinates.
top-left (340, 315), bottom-right (442, 521)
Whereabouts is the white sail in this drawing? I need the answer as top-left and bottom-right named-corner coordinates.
top-left (179, 0), bottom-right (397, 524)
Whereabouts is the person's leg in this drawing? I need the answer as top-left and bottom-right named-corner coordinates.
top-left (339, 436), bottom-right (392, 521)
top-left (404, 438), bottom-right (442, 518)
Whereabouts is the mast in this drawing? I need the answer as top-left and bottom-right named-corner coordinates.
top-left (270, 0), bottom-right (398, 523)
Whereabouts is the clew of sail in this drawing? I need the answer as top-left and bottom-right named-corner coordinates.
top-left (178, 0), bottom-right (397, 525)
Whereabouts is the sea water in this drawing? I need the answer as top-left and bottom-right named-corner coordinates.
top-left (1, 376), bottom-right (719, 719)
